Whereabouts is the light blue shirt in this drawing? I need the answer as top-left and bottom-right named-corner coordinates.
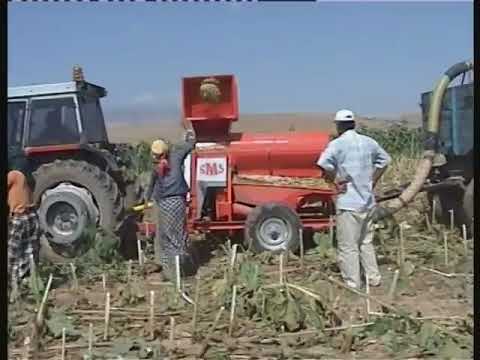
top-left (316, 129), bottom-right (391, 212)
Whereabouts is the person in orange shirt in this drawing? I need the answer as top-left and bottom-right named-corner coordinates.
top-left (8, 151), bottom-right (40, 292)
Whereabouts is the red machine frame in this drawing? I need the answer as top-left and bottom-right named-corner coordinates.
top-left (138, 74), bottom-right (337, 238)
top-left (186, 149), bottom-right (335, 232)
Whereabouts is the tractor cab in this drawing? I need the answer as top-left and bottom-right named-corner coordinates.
top-left (420, 79), bottom-right (473, 161)
top-left (8, 71), bottom-right (109, 151)
top-left (7, 67), bottom-right (141, 263)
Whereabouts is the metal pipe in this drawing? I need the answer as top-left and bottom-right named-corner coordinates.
top-left (232, 203), bottom-right (253, 217)
top-left (376, 180), bottom-right (464, 203)
top-left (387, 60), bottom-right (473, 213)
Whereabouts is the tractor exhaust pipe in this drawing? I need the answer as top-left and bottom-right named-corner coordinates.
top-left (73, 65), bottom-right (85, 82)
top-left (387, 60), bottom-right (473, 214)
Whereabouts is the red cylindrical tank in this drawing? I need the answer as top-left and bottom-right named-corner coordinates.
top-left (183, 74), bottom-right (331, 178)
top-left (228, 131), bottom-right (330, 177)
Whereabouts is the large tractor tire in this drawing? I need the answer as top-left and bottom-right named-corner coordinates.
top-left (244, 203), bottom-right (301, 254)
top-left (33, 160), bottom-right (127, 262)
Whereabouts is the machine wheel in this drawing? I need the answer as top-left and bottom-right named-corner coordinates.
top-left (244, 203), bottom-right (301, 253)
top-left (34, 160), bottom-right (125, 262)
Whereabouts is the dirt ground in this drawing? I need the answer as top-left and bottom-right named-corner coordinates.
top-left (8, 191), bottom-right (473, 359)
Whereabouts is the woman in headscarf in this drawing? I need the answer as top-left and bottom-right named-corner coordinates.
top-left (144, 130), bottom-right (197, 280)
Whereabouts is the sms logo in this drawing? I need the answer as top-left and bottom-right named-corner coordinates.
top-left (197, 157), bottom-right (227, 182)
top-left (199, 162), bottom-right (225, 176)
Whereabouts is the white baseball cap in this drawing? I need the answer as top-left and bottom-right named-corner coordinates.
top-left (334, 109), bottom-right (355, 122)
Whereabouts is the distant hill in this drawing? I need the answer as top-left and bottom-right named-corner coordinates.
top-left (106, 112), bottom-right (422, 143)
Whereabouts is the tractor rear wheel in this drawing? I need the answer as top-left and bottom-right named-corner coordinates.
top-left (244, 203), bottom-right (301, 253)
top-left (428, 189), bottom-right (464, 225)
top-left (33, 160), bottom-right (126, 262)
top-left (428, 183), bottom-right (473, 235)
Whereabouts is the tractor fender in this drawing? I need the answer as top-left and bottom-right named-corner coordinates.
top-left (79, 144), bottom-right (120, 173)
top-left (79, 144), bottom-right (142, 208)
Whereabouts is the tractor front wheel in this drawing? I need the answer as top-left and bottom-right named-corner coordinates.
top-left (34, 160), bottom-right (125, 262)
top-left (244, 203), bottom-right (301, 253)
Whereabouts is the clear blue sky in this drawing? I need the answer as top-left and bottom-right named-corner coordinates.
top-left (8, 2), bottom-right (473, 122)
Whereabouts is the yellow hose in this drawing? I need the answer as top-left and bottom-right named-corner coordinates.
top-left (132, 202), bottom-right (153, 212)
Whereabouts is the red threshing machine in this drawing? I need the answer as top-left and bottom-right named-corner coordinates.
top-left (141, 75), bottom-right (338, 253)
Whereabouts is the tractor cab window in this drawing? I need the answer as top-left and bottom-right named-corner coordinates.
top-left (28, 97), bottom-right (80, 147)
top-left (79, 96), bottom-right (109, 143)
top-left (8, 101), bottom-right (26, 147)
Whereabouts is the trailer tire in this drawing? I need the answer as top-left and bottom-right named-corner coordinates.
top-left (244, 203), bottom-right (301, 254)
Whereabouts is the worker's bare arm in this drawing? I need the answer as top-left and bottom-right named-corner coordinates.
top-left (321, 168), bottom-right (337, 183)
top-left (372, 166), bottom-right (387, 188)
top-left (175, 130), bottom-right (197, 160)
top-left (371, 140), bottom-right (391, 188)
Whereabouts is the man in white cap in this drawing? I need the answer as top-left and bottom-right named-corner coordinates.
top-left (316, 109), bottom-right (391, 289)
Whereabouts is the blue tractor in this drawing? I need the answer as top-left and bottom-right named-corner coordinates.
top-left (378, 61), bottom-right (473, 235)
top-left (421, 71), bottom-right (473, 232)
